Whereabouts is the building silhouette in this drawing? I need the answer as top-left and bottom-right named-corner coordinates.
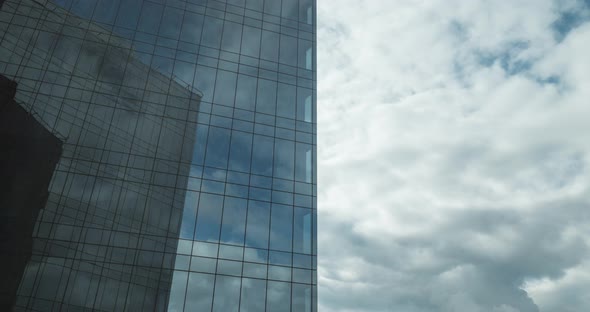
top-left (0, 0), bottom-right (317, 311)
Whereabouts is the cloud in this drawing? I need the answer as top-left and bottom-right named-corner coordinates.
top-left (317, 1), bottom-right (590, 311)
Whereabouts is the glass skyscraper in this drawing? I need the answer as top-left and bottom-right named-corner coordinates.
top-left (0, 0), bottom-right (316, 311)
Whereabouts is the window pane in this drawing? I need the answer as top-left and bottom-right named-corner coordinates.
top-left (245, 200), bottom-right (270, 249)
top-left (241, 26), bottom-right (261, 58)
top-left (279, 34), bottom-right (297, 66)
top-left (205, 127), bottom-right (231, 169)
top-left (202, 16), bottom-right (223, 48)
top-left (264, 0), bottom-right (281, 15)
top-left (221, 21), bottom-right (243, 53)
top-left (228, 131), bottom-right (252, 172)
top-left (160, 7), bottom-right (183, 39)
top-left (213, 70), bottom-right (237, 106)
top-left (220, 197), bottom-right (247, 245)
top-left (185, 273), bottom-right (215, 311)
top-left (240, 278), bottom-right (266, 312)
top-left (192, 125), bottom-right (209, 165)
top-left (70, 0), bottom-right (95, 19)
top-left (295, 143), bottom-right (311, 183)
top-left (235, 74), bottom-right (257, 110)
top-left (266, 281), bottom-right (291, 312)
top-left (282, 0), bottom-right (298, 20)
top-left (167, 271), bottom-right (188, 312)
top-left (180, 12), bottom-right (204, 44)
top-left (195, 66), bottom-right (217, 103)
top-left (298, 39), bottom-right (312, 69)
top-left (212, 276), bottom-right (241, 312)
top-left (115, 0), bottom-right (141, 29)
top-left (251, 135), bottom-right (273, 176)
top-left (179, 191), bottom-right (199, 239)
top-left (93, 0), bottom-right (119, 24)
top-left (173, 60), bottom-right (195, 87)
top-left (299, 0), bottom-right (313, 24)
top-left (297, 87), bottom-right (313, 122)
top-left (195, 194), bottom-right (224, 241)
top-left (256, 79), bottom-right (276, 115)
top-left (293, 207), bottom-right (312, 254)
top-left (270, 204), bottom-right (293, 251)
top-left (137, 2), bottom-right (162, 34)
top-left (261, 31), bottom-right (279, 62)
top-left (273, 139), bottom-right (294, 180)
top-left (277, 83), bottom-right (296, 119)
top-left (293, 284), bottom-right (312, 312)
top-left (246, 0), bottom-right (263, 11)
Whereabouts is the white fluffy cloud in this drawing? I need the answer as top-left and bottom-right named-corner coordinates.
top-left (317, 1), bottom-right (590, 311)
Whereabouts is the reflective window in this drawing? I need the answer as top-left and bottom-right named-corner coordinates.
top-left (212, 276), bottom-right (241, 312)
top-left (240, 278), bottom-right (266, 312)
top-left (282, 0), bottom-right (299, 20)
top-left (138, 1), bottom-right (163, 34)
top-left (185, 273), bottom-right (214, 311)
top-left (280, 34), bottom-right (298, 66)
top-left (205, 127), bottom-right (231, 169)
top-left (261, 31), bottom-right (279, 62)
top-left (293, 284), bottom-right (313, 312)
top-left (294, 207), bottom-right (312, 254)
top-left (220, 197), bottom-right (247, 244)
top-left (266, 281), bottom-right (291, 312)
top-left (277, 83), bottom-right (296, 119)
top-left (274, 139), bottom-right (295, 180)
top-left (195, 194), bottom-right (224, 241)
top-left (296, 143), bottom-right (312, 183)
top-left (180, 12), bottom-right (204, 44)
top-left (202, 16), bottom-right (223, 48)
top-left (270, 204), bottom-right (293, 251)
top-left (251, 135), bottom-right (274, 176)
top-left (213, 70), bottom-right (237, 106)
top-left (228, 131), bottom-right (253, 172)
top-left (245, 200), bottom-right (270, 249)
top-left (264, 0), bottom-right (281, 15)
top-left (235, 74), bottom-right (257, 110)
top-left (168, 271), bottom-right (188, 312)
top-left (93, 0), bottom-right (119, 24)
top-left (256, 79), bottom-right (277, 115)
top-left (246, 0), bottom-right (263, 11)
top-left (179, 191), bottom-right (199, 239)
top-left (160, 7), bottom-right (183, 39)
top-left (222, 21), bottom-right (243, 53)
top-left (241, 26), bottom-right (261, 58)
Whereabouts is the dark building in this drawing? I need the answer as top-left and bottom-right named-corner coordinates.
top-left (0, 0), bottom-right (317, 311)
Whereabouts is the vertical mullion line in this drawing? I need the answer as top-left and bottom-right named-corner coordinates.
top-left (71, 0), bottom-right (135, 309)
top-left (182, 1), bottom-right (216, 311)
top-left (118, 2), bottom-right (168, 311)
top-left (228, 3), bottom-right (248, 310)
top-left (185, 2), bottom-right (216, 311)
top-left (206, 3), bottom-right (231, 310)
top-left (291, 1), bottom-right (299, 312)
top-left (256, 1), bottom-right (272, 310)
top-left (88, 0), bottom-right (141, 309)
top-left (240, 0), bottom-right (263, 274)
top-left (156, 4), bottom-right (194, 312)
top-left (236, 0), bottom-right (262, 301)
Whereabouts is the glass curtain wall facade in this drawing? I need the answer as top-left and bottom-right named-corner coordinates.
top-left (0, 0), bottom-right (317, 311)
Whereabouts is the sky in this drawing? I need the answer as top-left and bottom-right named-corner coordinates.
top-left (316, 0), bottom-right (590, 311)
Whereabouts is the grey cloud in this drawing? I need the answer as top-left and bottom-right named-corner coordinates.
top-left (318, 0), bottom-right (590, 311)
